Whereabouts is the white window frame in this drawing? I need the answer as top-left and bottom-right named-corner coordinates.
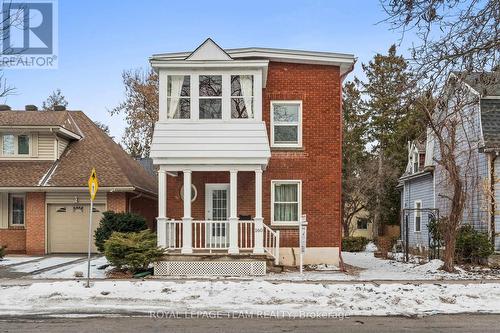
top-left (1, 133), bottom-right (31, 157)
top-left (161, 70), bottom-right (261, 122)
top-left (9, 193), bottom-right (25, 227)
top-left (271, 180), bottom-right (302, 226)
top-left (230, 75), bottom-right (254, 119)
top-left (414, 200), bottom-right (422, 232)
top-left (412, 151), bottom-right (419, 173)
top-left (166, 75), bottom-right (191, 119)
top-left (270, 100), bottom-right (303, 148)
top-left (198, 74), bottom-right (223, 120)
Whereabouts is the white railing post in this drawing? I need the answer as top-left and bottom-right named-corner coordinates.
top-left (228, 170), bottom-right (239, 254)
top-left (275, 230), bottom-right (280, 265)
top-left (157, 169), bottom-right (167, 247)
top-left (181, 170), bottom-right (193, 254)
top-left (253, 169), bottom-right (264, 254)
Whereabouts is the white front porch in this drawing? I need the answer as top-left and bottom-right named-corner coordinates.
top-left (156, 166), bottom-right (280, 265)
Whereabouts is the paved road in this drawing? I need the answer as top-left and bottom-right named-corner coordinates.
top-left (0, 314), bottom-right (498, 333)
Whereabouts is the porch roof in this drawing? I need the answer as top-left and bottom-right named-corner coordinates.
top-left (150, 122), bottom-right (271, 167)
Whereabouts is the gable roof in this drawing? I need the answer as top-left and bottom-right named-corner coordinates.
top-left (480, 99), bottom-right (500, 150)
top-left (458, 72), bottom-right (500, 97)
top-left (0, 111), bottom-right (157, 195)
top-left (186, 38), bottom-right (232, 61)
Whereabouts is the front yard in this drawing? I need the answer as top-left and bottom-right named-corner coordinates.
top-left (1, 248), bottom-right (499, 317)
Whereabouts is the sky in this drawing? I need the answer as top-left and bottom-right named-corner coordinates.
top-left (2, 0), bottom-right (417, 140)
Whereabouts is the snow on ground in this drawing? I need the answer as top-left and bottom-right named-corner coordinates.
top-left (12, 257), bottom-right (83, 273)
top-left (0, 280), bottom-right (499, 317)
top-left (34, 257), bottom-right (110, 279)
top-left (0, 256), bottom-right (42, 267)
top-left (340, 251), bottom-right (498, 281)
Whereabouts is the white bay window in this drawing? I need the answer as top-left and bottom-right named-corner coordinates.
top-left (164, 73), bottom-right (258, 121)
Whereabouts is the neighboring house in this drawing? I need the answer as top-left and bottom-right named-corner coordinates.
top-left (150, 38), bottom-right (355, 272)
top-left (0, 108), bottom-right (157, 254)
top-left (347, 210), bottom-right (373, 240)
top-left (398, 72), bottom-right (500, 251)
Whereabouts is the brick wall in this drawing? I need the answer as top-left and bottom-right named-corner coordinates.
top-left (25, 192), bottom-right (46, 255)
top-left (106, 192), bottom-right (127, 213)
top-left (129, 194), bottom-right (158, 230)
top-left (162, 61), bottom-right (342, 249)
top-left (0, 229), bottom-right (26, 253)
top-left (264, 62), bottom-right (341, 248)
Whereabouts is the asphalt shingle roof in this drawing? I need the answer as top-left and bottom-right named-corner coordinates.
top-left (481, 99), bottom-right (500, 149)
top-left (0, 111), bottom-right (157, 195)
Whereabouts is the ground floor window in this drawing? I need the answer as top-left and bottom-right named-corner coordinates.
top-left (414, 200), bottom-right (422, 232)
top-left (271, 180), bottom-right (301, 226)
top-left (9, 194), bottom-right (25, 226)
top-left (357, 218), bottom-right (369, 230)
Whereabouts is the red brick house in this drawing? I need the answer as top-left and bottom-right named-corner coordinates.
top-left (0, 109), bottom-right (157, 254)
top-left (150, 39), bottom-right (354, 273)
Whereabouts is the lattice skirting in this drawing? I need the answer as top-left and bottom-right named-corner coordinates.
top-left (154, 261), bottom-right (266, 276)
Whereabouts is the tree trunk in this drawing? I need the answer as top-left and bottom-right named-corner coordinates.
top-left (442, 230), bottom-right (456, 272)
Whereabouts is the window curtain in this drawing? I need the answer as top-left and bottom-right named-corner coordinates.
top-left (168, 76), bottom-right (184, 119)
top-left (239, 75), bottom-right (253, 118)
top-left (274, 184), bottom-right (298, 221)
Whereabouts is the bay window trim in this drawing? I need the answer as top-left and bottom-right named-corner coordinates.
top-left (271, 180), bottom-right (302, 226)
top-left (270, 100), bottom-right (303, 148)
top-left (161, 70), bottom-right (261, 122)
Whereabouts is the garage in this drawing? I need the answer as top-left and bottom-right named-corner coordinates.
top-left (48, 203), bottom-right (105, 253)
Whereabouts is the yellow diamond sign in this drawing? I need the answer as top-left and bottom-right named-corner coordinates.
top-left (88, 168), bottom-right (99, 201)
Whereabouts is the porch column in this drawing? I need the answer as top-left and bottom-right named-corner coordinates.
top-left (228, 169), bottom-right (239, 254)
top-left (157, 169), bottom-right (167, 247)
top-left (253, 169), bottom-right (265, 254)
top-left (181, 170), bottom-right (193, 254)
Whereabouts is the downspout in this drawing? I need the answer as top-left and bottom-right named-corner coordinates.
top-left (338, 60), bottom-right (356, 271)
top-left (490, 153), bottom-right (497, 248)
top-left (128, 192), bottom-right (143, 213)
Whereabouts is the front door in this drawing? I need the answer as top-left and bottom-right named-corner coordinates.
top-left (205, 184), bottom-right (230, 247)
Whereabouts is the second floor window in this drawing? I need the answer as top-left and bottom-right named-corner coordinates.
top-left (167, 75), bottom-right (190, 119)
top-left (2, 134), bottom-right (29, 156)
top-left (271, 101), bottom-right (302, 147)
top-left (231, 75), bottom-right (253, 119)
top-left (199, 75), bottom-right (222, 119)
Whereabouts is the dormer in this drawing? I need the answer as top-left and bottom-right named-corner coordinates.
top-left (0, 110), bottom-right (82, 161)
top-left (150, 38), bottom-right (268, 122)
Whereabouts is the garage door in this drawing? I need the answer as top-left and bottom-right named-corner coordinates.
top-left (48, 204), bottom-right (105, 253)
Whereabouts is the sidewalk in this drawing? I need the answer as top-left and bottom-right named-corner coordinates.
top-left (0, 278), bottom-right (499, 317)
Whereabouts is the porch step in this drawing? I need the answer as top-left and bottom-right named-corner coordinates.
top-left (154, 253), bottom-right (279, 276)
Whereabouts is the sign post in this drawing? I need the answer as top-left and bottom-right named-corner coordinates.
top-left (86, 168), bottom-right (99, 288)
top-left (299, 214), bottom-right (307, 275)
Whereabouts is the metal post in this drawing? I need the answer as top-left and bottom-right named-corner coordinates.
top-left (86, 199), bottom-right (93, 288)
top-left (405, 214), bottom-right (409, 263)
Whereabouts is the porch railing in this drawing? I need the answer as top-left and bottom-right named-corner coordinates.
top-left (263, 224), bottom-right (280, 265)
top-left (159, 219), bottom-right (280, 264)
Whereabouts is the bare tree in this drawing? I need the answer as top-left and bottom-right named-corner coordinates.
top-left (382, 0), bottom-right (499, 271)
top-left (110, 69), bottom-right (158, 158)
top-left (42, 89), bottom-right (68, 111)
